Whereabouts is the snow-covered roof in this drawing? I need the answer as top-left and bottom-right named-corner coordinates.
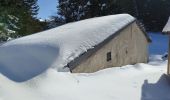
top-left (0, 14), bottom-right (135, 82)
top-left (163, 17), bottom-right (170, 32)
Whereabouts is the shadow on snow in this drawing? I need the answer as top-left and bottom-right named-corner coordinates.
top-left (141, 74), bottom-right (170, 100)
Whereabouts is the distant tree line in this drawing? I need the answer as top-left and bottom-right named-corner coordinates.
top-left (53, 0), bottom-right (170, 32)
top-left (0, 0), bottom-right (46, 42)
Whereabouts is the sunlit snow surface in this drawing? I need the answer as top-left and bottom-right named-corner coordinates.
top-left (0, 33), bottom-right (170, 100)
top-left (0, 55), bottom-right (170, 100)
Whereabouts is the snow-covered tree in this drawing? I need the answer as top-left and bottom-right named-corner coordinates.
top-left (0, 15), bottom-right (19, 42)
top-left (0, 0), bottom-right (44, 42)
top-left (0, 1), bottom-right (19, 42)
top-left (57, 0), bottom-right (85, 22)
top-left (57, 0), bottom-right (121, 23)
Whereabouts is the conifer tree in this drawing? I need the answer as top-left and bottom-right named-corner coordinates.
top-left (57, 0), bottom-right (121, 23)
top-left (0, 0), bottom-right (19, 42)
top-left (0, 0), bottom-right (43, 42)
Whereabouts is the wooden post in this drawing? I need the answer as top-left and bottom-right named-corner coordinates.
top-left (168, 35), bottom-right (170, 75)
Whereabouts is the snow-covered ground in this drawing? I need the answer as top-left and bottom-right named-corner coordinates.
top-left (0, 33), bottom-right (170, 100)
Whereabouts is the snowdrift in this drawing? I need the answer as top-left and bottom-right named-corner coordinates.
top-left (0, 56), bottom-right (170, 100)
top-left (0, 14), bottom-right (135, 82)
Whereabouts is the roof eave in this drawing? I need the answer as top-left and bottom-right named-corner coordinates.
top-left (135, 20), bottom-right (152, 43)
top-left (162, 31), bottom-right (170, 34)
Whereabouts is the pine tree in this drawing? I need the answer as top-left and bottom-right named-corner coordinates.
top-left (0, 0), bottom-right (44, 42)
top-left (17, 0), bottom-right (42, 36)
top-left (0, 0), bottom-right (19, 42)
top-left (57, 0), bottom-right (121, 23)
top-left (117, 0), bottom-right (136, 17)
top-left (84, 0), bottom-right (121, 17)
top-left (137, 0), bottom-right (170, 31)
top-left (57, 0), bottom-right (86, 23)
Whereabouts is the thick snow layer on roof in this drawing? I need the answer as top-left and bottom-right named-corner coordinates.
top-left (0, 14), bottom-right (135, 82)
top-left (163, 17), bottom-right (170, 32)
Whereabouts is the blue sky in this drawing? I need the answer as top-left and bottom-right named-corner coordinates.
top-left (37, 0), bottom-right (57, 19)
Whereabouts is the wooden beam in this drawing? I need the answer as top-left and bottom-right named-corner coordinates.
top-left (168, 35), bottom-right (170, 75)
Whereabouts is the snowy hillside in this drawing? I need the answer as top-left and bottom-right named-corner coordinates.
top-left (0, 33), bottom-right (170, 100)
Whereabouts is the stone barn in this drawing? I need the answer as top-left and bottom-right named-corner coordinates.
top-left (0, 14), bottom-right (151, 82)
top-left (68, 15), bottom-right (151, 73)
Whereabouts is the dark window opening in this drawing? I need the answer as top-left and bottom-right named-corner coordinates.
top-left (126, 50), bottom-right (128, 54)
top-left (107, 52), bottom-right (112, 61)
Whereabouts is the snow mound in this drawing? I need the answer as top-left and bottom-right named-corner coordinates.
top-left (0, 14), bottom-right (135, 82)
top-left (0, 56), bottom-right (169, 100)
